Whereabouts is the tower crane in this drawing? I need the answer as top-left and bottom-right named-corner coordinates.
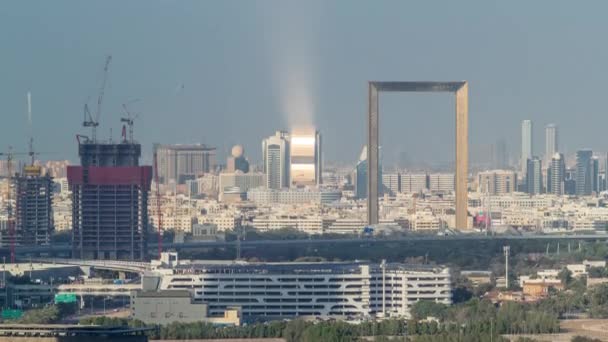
top-left (121, 99), bottom-right (140, 143)
top-left (83, 55), bottom-right (112, 143)
top-left (0, 147), bottom-right (37, 262)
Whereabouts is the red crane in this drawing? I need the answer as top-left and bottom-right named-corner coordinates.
top-left (153, 151), bottom-right (163, 259)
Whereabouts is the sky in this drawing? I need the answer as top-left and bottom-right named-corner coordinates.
top-left (2, 0), bottom-right (608, 166)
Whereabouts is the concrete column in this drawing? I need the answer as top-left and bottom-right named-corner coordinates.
top-left (367, 83), bottom-right (379, 225)
top-left (455, 83), bottom-right (469, 229)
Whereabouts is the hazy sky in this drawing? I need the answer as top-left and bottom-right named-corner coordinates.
top-left (2, 1), bottom-right (608, 166)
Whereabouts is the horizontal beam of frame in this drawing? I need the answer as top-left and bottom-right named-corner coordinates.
top-left (371, 81), bottom-right (465, 92)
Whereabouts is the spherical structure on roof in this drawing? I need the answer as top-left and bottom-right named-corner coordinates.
top-left (231, 145), bottom-right (244, 158)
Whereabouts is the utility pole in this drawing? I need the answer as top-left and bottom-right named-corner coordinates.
top-left (503, 246), bottom-right (510, 289)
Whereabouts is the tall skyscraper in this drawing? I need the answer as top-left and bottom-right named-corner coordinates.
top-left (262, 131), bottom-right (290, 189)
top-left (14, 165), bottom-right (54, 246)
top-left (68, 141), bottom-right (152, 260)
top-left (549, 153), bottom-right (565, 195)
top-left (289, 129), bottom-right (322, 187)
top-left (605, 153), bottom-right (608, 191)
top-left (521, 120), bottom-right (533, 174)
top-left (526, 157), bottom-right (543, 194)
top-left (492, 138), bottom-right (508, 169)
top-left (592, 156), bottom-right (600, 193)
top-left (354, 145), bottom-right (382, 199)
top-left (545, 124), bottom-right (558, 163)
top-left (154, 144), bottom-right (216, 185)
top-left (575, 149), bottom-right (593, 196)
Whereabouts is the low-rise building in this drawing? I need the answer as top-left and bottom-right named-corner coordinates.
top-left (522, 279), bottom-right (563, 298)
top-left (131, 290), bottom-right (241, 326)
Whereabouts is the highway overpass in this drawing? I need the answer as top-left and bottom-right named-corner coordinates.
top-left (4, 233), bottom-right (608, 258)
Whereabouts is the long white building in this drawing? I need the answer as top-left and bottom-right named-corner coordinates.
top-left (152, 254), bottom-right (451, 320)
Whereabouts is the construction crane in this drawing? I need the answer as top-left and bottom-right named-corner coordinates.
top-left (121, 99), bottom-right (140, 143)
top-left (1, 148), bottom-right (18, 263)
top-left (83, 55), bottom-right (112, 143)
top-left (153, 151), bottom-right (163, 259)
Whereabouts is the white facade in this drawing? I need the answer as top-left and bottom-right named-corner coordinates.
top-left (477, 170), bottom-right (517, 195)
top-left (382, 173), bottom-right (400, 195)
top-left (400, 174), bottom-right (427, 193)
top-left (247, 188), bottom-right (341, 205)
top-left (154, 258), bottom-right (451, 319)
top-left (428, 173), bottom-right (455, 192)
top-left (252, 216), bottom-right (324, 234)
top-left (545, 124), bottom-right (558, 164)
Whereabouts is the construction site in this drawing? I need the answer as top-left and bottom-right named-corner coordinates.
top-left (67, 56), bottom-right (153, 261)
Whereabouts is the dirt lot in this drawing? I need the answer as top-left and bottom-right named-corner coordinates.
top-left (503, 319), bottom-right (608, 341)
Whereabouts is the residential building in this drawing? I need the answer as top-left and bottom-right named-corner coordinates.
top-left (13, 165), bottom-right (54, 246)
top-left (428, 173), bottom-right (455, 192)
top-left (477, 170), bottom-right (517, 195)
top-left (400, 174), bottom-right (428, 193)
top-left (218, 172), bottom-right (265, 201)
top-left (154, 144), bottom-right (217, 185)
top-left (247, 188), bottom-right (341, 205)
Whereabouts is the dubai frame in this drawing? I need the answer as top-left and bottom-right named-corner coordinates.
top-left (367, 81), bottom-right (469, 229)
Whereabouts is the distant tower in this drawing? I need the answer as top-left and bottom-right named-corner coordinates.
top-left (354, 145), bottom-right (382, 199)
top-left (545, 124), bottom-right (558, 164)
top-left (575, 149), bottom-right (593, 196)
top-left (549, 153), bottom-right (565, 195)
top-left (492, 138), bottom-right (508, 169)
top-left (226, 145), bottom-right (250, 173)
top-left (289, 129), bottom-right (322, 187)
top-left (521, 120), bottom-right (533, 175)
top-left (262, 131), bottom-right (290, 189)
top-left (526, 157), bottom-right (543, 194)
top-left (154, 144), bottom-right (217, 185)
top-left (68, 138), bottom-right (152, 260)
top-left (592, 156), bottom-right (600, 193)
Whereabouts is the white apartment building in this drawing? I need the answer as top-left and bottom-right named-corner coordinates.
top-left (252, 216), bottom-right (323, 234)
top-left (247, 188), bottom-right (341, 205)
top-left (400, 174), bottom-right (428, 193)
top-left (219, 172), bottom-right (265, 200)
top-left (477, 170), bottom-right (517, 195)
top-left (428, 173), bottom-right (455, 192)
top-left (382, 173), bottom-right (400, 195)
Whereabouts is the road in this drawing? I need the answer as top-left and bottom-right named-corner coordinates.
top-left (4, 233), bottom-right (608, 257)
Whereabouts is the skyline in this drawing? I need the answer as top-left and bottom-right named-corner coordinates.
top-left (3, 1), bottom-right (608, 166)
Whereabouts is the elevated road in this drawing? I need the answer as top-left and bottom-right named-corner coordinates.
top-left (3, 233), bottom-right (608, 257)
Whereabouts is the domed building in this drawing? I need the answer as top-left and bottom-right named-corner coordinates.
top-left (226, 144), bottom-right (249, 173)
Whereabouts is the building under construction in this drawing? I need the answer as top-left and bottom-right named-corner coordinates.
top-left (14, 165), bottom-right (54, 246)
top-left (67, 141), bottom-right (152, 260)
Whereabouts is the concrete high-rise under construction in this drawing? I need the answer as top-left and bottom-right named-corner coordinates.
top-left (67, 141), bottom-right (152, 260)
top-left (14, 165), bottom-right (54, 246)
